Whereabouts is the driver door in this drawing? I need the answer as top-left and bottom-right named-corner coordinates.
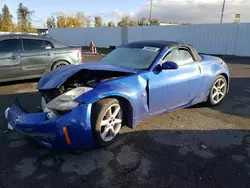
top-left (148, 47), bottom-right (202, 114)
top-left (163, 48), bottom-right (202, 109)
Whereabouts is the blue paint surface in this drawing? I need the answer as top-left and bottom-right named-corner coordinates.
top-left (6, 41), bottom-right (230, 151)
top-left (7, 103), bottom-right (93, 151)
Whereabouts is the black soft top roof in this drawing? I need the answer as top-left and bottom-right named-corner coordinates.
top-left (126, 40), bottom-right (180, 48)
top-left (176, 44), bottom-right (202, 62)
top-left (124, 40), bottom-right (202, 62)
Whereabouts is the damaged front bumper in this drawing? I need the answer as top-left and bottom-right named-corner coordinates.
top-left (5, 99), bottom-right (94, 151)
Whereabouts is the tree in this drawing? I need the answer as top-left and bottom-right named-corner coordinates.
top-left (94, 16), bottom-right (103, 27)
top-left (118, 16), bottom-right (138, 27)
top-left (56, 12), bottom-right (86, 28)
top-left (182, 22), bottom-right (191, 25)
top-left (57, 15), bottom-right (67, 28)
top-left (17, 3), bottom-right (34, 32)
top-left (107, 21), bottom-right (115, 27)
top-left (75, 12), bottom-right (85, 27)
top-left (66, 17), bottom-right (75, 28)
top-left (11, 23), bottom-right (19, 32)
top-left (128, 19), bottom-right (137, 26)
top-left (1, 5), bottom-right (13, 31)
top-left (118, 16), bottom-right (129, 27)
top-left (150, 18), bottom-right (159, 25)
top-left (46, 16), bottom-right (56, 28)
top-left (138, 17), bottom-right (147, 26)
top-left (0, 14), bottom-right (2, 31)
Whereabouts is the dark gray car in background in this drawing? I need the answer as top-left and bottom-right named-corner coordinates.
top-left (0, 34), bottom-right (83, 83)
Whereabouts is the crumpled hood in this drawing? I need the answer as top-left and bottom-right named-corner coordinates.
top-left (37, 62), bottom-right (140, 90)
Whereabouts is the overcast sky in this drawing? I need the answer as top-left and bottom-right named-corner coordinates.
top-left (0, 0), bottom-right (249, 27)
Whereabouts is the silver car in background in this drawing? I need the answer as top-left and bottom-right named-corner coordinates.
top-left (0, 34), bottom-right (84, 83)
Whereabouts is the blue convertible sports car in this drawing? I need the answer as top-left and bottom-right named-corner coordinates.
top-left (5, 41), bottom-right (229, 151)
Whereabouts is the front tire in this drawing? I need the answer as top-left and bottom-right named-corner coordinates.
top-left (206, 75), bottom-right (227, 106)
top-left (51, 60), bottom-right (68, 70)
top-left (92, 98), bottom-right (123, 147)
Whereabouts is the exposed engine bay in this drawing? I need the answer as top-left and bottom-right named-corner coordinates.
top-left (40, 69), bottom-right (132, 103)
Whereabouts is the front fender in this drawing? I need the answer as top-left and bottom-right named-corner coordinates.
top-left (75, 75), bottom-right (150, 127)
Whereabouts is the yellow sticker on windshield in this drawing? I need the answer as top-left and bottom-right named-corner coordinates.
top-left (142, 46), bottom-right (160, 52)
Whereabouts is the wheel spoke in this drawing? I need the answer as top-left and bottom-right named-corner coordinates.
top-left (216, 93), bottom-right (220, 102)
top-left (101, 119), bottom-right (109, 126)
top-left (212, 92), bottom-right (218, 99)
top-left (220, 83), bottom-right (225, 89)
top-left (113, 124), bottom-right (121, 134)
top-left (220, 92), bottom-right (225, 97)
top-left (112, 106), bottom-right (120, 118)
top-left (101, 127), bottom-right (109, 139)
top-left (114, 118), bottom-right (122, 124)
top-left (212, 87), bottom-right (217, 93)
top-left (107, 108), bottom-right (112, 118)
top-left (110, 126), bottom-right (115, 135)
top-left (218, 79), bottom-right (221, 86)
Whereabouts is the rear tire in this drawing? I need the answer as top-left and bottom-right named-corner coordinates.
top-left (51, 60), bottom-right (68, 70)
top-left (206, 75), bottom-right (227, 106)
top-left (92, 98), bottom-right (123, 147)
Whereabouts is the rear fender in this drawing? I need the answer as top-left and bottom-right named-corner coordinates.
top-left (201, 61), bottom-right (230, 100)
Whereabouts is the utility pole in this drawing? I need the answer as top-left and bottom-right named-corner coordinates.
top-left (220, 0), bottom-right (226, 24)
top-left (149, 0), bottom-right (153, 24)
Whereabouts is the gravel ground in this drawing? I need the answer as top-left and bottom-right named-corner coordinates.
top-left (0, 55), bottom-right (250, 188)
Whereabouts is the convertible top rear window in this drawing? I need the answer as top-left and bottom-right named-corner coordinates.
top-left (99, 45), bottom-right (162, 69)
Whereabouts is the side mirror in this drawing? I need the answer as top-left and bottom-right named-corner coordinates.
top-left (161, 61), bottom-right (179, 70)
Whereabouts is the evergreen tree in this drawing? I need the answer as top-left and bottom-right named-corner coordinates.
top-left (1, 4), bottom-right (13, 31)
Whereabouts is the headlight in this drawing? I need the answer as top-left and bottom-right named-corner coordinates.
top-left (46, 87), bottom-right (92, 111)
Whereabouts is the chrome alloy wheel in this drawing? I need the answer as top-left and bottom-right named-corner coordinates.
top-left (100, 104), bottom-right (122, 142)
top-left (211, 78), bottom-right (227, 104)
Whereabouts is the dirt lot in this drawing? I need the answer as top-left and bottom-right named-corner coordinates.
top-left (0, 55), bottom-right (250, 188)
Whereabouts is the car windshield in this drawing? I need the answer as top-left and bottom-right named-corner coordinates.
top-left (99, 46), bottom-right (161, 69)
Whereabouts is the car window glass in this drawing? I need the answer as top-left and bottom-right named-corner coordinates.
top-left (44, 41), bottom-right (54, 49)
top-left (164, 48), bottom-right (179, 62)
top-left (51, 40), bottom-right (68, 48)
top-left (177, 49), bottom-right (194, 65)
top-left (22, 39), bottom-right (48, 50)
top-left (99, 47), bottom-right (160, 69)
top-left (164, 48), bottom-right (194, 66)
top-left (0, 39), bottom-right (21, 52)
